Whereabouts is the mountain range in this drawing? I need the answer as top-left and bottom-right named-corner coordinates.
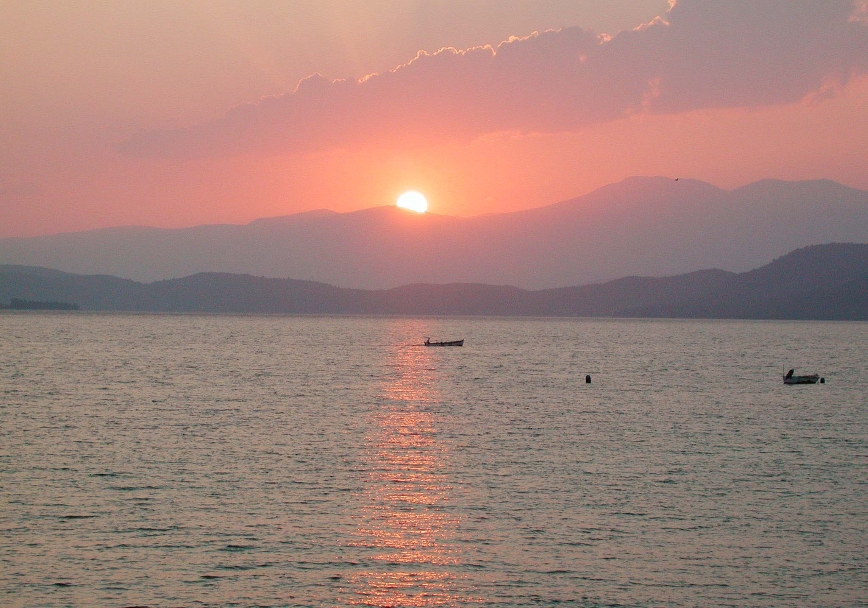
top-left (2, 177), bottom-right (868, 289)
top-left (2, 243), bottom-right (867, 319)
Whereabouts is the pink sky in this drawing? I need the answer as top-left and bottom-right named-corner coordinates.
top-left (1, 0), bottom-right (867, 237)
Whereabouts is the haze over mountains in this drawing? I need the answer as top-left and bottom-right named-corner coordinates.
top-left (2, 177), bottom-right (867, 290)
top-left (2, 244), bottom-right (867, 320)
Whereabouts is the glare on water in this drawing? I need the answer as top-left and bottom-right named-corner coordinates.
top-left (346, 338), bottom-right (473, 605)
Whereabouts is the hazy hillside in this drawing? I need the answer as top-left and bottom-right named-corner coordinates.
top-left (1, 177), bottom-right (867, 289)
top-left (2, 244), bottom-right (866, 319)
top-left (643, 243), bottom-right (868, 319)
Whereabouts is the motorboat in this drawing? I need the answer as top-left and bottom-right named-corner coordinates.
top-left (783, 368), bottom-right (820, 384)
top-left (424, 338), bottom-right (464, 347)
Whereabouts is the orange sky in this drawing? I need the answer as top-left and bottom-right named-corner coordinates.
top-left (1, 1), bottom-right (866, 237)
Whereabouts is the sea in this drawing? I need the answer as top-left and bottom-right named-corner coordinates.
top-left (1, 313), bottom-right (866, 607)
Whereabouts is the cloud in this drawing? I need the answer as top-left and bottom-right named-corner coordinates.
top-left (118, 0), bottom-right (868, 158)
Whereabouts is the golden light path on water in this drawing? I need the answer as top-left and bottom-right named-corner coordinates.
top-left (346, 329), bottom-right (474, 606)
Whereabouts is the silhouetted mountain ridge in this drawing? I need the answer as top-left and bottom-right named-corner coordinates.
top-left (2, 243), bottom-right (866, 319)
top-left (635, 243), bottom-right (868, 319)
top-left (2, 177), bottom-right (867, 289)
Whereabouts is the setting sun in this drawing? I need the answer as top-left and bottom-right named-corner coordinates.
top-left (396, 191), bottom-right (428, 213)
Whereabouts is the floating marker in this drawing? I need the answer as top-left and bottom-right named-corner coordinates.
top-left (586, 375), bottom-right (591, 383)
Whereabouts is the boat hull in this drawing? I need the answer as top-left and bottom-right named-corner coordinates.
top-left (783, 375), bottom-right (819, 384)
top-left (424, 339), bottom-right (464, 347)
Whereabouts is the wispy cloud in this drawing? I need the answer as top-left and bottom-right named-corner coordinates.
top-left (118, 0), bottom-right (868, 158)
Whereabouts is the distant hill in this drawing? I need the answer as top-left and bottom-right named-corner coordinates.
top-left (632, 243), bottom-right (868, 319)
top-left (2, 243), bottom-right (866, 319)
top-left (1, 177), bottom-right (867, 289)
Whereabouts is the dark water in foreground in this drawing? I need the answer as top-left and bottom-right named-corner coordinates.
top-left (1, 314), bottom-right (866, 607)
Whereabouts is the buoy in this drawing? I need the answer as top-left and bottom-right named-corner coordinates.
top-left (820, 378), bottom-right (825, 383)
top-left (585, 375), bottom-right (591, 383)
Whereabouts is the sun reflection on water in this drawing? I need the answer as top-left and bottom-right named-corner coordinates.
top-left (346, 334), bottom-right (476, 606)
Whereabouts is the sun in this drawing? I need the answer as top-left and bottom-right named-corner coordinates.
top-left (396, 191), bottom-right (428, 213)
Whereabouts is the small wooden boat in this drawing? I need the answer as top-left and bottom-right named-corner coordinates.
top-left (424, 338), bottom-right (464, 347)
top-left (783, 368), bottom-right (819, 384)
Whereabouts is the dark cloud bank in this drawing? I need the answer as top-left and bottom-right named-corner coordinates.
top-left (118, 0), bottom-right (868, 158)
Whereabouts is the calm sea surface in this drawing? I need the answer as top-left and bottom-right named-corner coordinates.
top-left (1, 313), bottom-right (866, 607)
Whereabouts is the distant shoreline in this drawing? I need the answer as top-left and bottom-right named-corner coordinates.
top-left (1, 298), bottom-right (79, 311)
